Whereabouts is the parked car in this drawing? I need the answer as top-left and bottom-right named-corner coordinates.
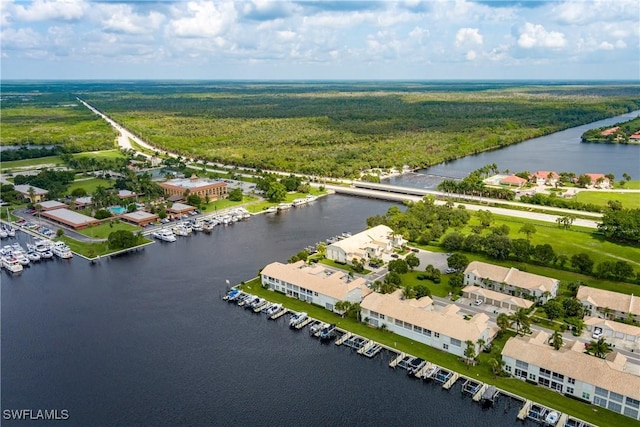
top-left (445, 268), bottom-right (456, 274)
top-left (390, 254), bottom-right (399, 259)
top-left (474, 299), bottom-right (484, 306)
top-left (592, 327), bottom-right (603, 339)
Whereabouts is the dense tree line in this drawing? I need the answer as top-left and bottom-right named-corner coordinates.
top-left (520, 193), bottom-right (604, 213)
top-left (437, 164), bottom-right (515, 200)
top-left (0, 146), bottom-right (64, 162)
top-left (597, 209), bottom-right (640, 243)
top-left (581, 116), bottom-right (640, 143)
top-left (13, 170), bottom-right (75, 199)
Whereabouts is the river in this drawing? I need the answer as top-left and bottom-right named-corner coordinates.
top-left (1, 196), bottom-right (527, 426)
top-left (388, 110), bottom-right (640, 188)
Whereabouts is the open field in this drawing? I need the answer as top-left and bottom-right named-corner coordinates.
top-left (573, 191), bottom-right (640, 209)
top-left (74, 82), bottom-right (640, 178)
top-left (67, 178), bottom-right (114, 194)
top-left (239, 277), bottom-right (631, 427)
top-left (73, 149), bottom-right (125, 160)
top-left (1, 156), bottom-right (64, 171)
top-left (622, 180), bottom-right (640, 189)
top-left (77, 220), bottom-right (139, 239)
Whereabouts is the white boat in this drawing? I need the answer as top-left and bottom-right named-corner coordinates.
top-left (0, 229), bottom-right (7, 239)
top-left (305, 194), bottom-right (318, 202)
top-left (172, 225), bottom-right (189, 236)
top-left (152, 229), bottom-right (177, 242)
top-left (192, 222), bottom-right (204, 232)
top-left (2, 256), bottom-right (23, 273)
top-left (292, 198), bottom-right (308, 207)
top-left (289, 311), bottom-right (308, 327)
top-left (26, 250), bottom-right (41, 262)
top-left (52, 241), bottom-right (73, 259)
top-left (544, 411), bottom-right (559, 425)
top-left (34, 239), bottom-right (54, 258)
top-left (264, 303), bottom-right (282, 316)
top-left (264, 207), bottom-right (277, 214)
top-left (277, 203), bottom-right (292, 211)
top-left (5, 227), bottom-right (16, 237)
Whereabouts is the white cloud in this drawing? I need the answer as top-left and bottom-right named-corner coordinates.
top-left (13, 0), bottom-right (86, 22)
top-left (517, 22), bottom-right (566, 49)
top-left (168, 1), bottom-right (237, 38)
top-left (98, 4), bottom-right (165, 35)
top-left (465, 50), bottom-right (477, 60)
top-left (455, 27), bottom-right (483, 48)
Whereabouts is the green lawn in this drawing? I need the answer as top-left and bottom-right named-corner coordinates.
top-left (401, 270), bottom-right (450, 297)
top-left (246, 189), bottom-right (327, 213)
top-left (574, 191), bottom-right (640, 209)
top-left (73, 149), bottom-right (126, 160)
top-left (77, 220), bottom-right (140, 239)
top-left (67, 178), bottom-right (114, 194)
top-left (0, 156), bottom-right (64, 171)
top-left (620, 180), bottom-right (640, 190)
top-left (238, 277), bottom-right (632, 427)
top-left (202, 195), bottom-right (258, 213)
top-left (457, 213), bottom-right (640, 269)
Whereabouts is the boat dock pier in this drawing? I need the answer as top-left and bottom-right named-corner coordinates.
top-left (557, 413), bottom-right (569, 426)
top-left (357, 340), bottom-right (375, 355)
top-left (473, 384), bottom-right (488, 402)
top-left (334, 332), bottom-right (352, 346)
top-left (442, 372), bottom-right (459, 390)
top-left (270, 308), bottom-right (288, 320)
top-left (414, 362), bottom-right (431, 379)
top-left (516, 399), bottom-right (533, 420)
top-left (389, 352), bottom-right (405, 368)
top-left (294, 317), bottom-right (313, 330)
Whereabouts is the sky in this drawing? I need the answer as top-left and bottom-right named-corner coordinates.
top-left (1, 0), bottom-right (639, 80)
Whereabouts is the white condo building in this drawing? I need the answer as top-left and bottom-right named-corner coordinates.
top-left (260, 261), bottom-right (372, 312)
top-left (577, 286), bottom-right (640, 323)
top-left (502, 331), bottom-right (640, 421)
top-left (360, 290), bottom-right (497, 357)
top-left (325, 225), bottom-right (406, 265)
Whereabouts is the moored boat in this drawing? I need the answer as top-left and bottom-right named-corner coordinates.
top-left (51, 241), bottom-right (73, 259)
top-left (288, 311), bottom-right (308, 328)
top-left (2, 256), bottom-right (23, 273)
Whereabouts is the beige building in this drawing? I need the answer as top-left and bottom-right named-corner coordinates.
top-left (463, 261), bottom-right (558, 304)
top-left (584, 317), bottom-right (640, 347)
top-left (462, 285), bottom-right (534, 312)
top-left (502, 331), bottom-right (640, 421)
top-left (159, 175), bottom-right (227, 201)
top-left (577, 286), bottom-right (640, 323)
top-left (14, 184), bottom-right (48, 203)
top-left (360, 290), bottom-right (497, 357)
top-left (261, 261), bottom-right (372, 312)
top-left (325, 225), bottom-right (406, 265)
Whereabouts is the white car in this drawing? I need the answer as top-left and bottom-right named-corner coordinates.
top-left (592, 327), bottom-right (603, 339)
top-left (474, 299), bottom-right (484, 306)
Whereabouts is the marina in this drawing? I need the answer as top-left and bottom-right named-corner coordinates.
top-left (221, 287), bottom-right (598, 426)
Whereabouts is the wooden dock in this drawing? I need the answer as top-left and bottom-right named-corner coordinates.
top-left (335, 332), bottom-right (352, 346)
top-left (442, 372), bottom-right (460, 390)
top-left (557, 413), bottom-right (568, 426)
top-left (357, 340), bottom-right (374, 355)
top-left (414, 362), bottom-right (432, 379)
top-left (295, 317), bottom-right (314, 330)
top-left (473, 384), bottom-right (488, 402)
top-left (389, 352), bottom-right (405, 368)
top-left (517, 399), bottom-right (533, 420)
top-left (270, 308), bottom-right (288, 320)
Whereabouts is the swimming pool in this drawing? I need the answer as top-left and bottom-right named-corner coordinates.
top-left (108, 206), bottom-right (126, 215)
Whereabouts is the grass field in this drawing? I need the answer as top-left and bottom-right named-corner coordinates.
top-left (457, 213), bottom-right (640, 269)
top-left (619, 180), bottom-right (640, 189)
top-left (238, 278), bottom-right (631, 427)
top-left (77, 220), bottom-right (140, 239)
top-left (1, 156), bottom-right (64, 171)
top-left (73, 149), bottom-right (126, 160)
top-left (68, 178), bottom-right (114, 194)
top-left (245, 189), bottom-right (327, 213)
top-left (574, 191), bottom-right (640, 209)
top-left (201, 195), bottom-right (258, 213)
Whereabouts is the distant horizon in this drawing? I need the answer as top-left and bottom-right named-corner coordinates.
top-left (2, 78), bottom-right (639, 83)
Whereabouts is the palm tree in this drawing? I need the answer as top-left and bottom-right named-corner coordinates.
top-left (464, 340), bottom-right (476, 368)
top-left (496, 313), bottom-right (511, 335)
top-left (476, 337), bottom-right (486, 353)
top-left (548, 330), bottom-right (563, 350)
top-left (488, 357), bottom-right (505, 378)
top-left (509, 308), bottom-right (531, 336)
top-left (585, 338), bottom-right (612, 359)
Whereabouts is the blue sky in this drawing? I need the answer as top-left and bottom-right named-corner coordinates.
top-left (1, 0), bottom-right (638, 80)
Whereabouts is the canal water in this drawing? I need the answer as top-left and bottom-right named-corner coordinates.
top-left (2, 195), bottom-right (525, 426)
top-left (389, 110), bottom-right (640, 187)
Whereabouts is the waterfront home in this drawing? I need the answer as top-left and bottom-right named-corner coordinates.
top-left (360, 290), bottom-right (497, 358)
top-left (159, 174), bottom-right (227, 201)
top-left (530, 171), bottom-right (559, 186)
top-left (577, 286), bottom-right (640, 323)
top-left (583, 317), bottom-right (640, 347)
top-left (582, 173), bottom-right (611, 189)
top-left (499, 175), bottom-right (527, 187)
top-left (461, 285), bottom-right (534, 312)
top-left (14, 184), bottom-right (48, 203)
top-left (600, 127), bottom-right (620, 137)
top-left (463, 261), bottom-right (558, 304)
top-left (260, 261), bottom-right (372, 312)
top-left (501, 330), bottom-right (640, 421)
top-left (325, 224), bottom-right (406, 266)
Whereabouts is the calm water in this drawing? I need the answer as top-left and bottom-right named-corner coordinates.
top-left (2, 196), bottom-right (527, 426)
top-left (389, 110), bottom-right (640, 187)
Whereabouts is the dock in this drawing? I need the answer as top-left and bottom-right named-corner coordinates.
top-left (557, 413), bottom-right (569, 426)
top-left (295, 317), bottom-right (314, 330)
top-left (473, 384), bottom-right (488, 402)
top-left (517, 399), bottom-right (533, 420)
top-left (357, 340), bottom-right (375, 355)
top-left (389, 352), bottom-right (405, 368)
top-left (270, 308), bottom-right (288, 320)
top-left (414, 362), bottom-right (432, 379)
top-left (442, 372), bottom-right (459, 390)
top-left (334, 332), bottom-right (352, 346)
top-left (361, 343), bottom-right (382, 358)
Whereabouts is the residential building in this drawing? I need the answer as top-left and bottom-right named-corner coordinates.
top-left (462, 285), bottom-right (534, 312)
top-left (577, 286), bottom-right (640, 323)
top-left (14, 184), bottom-right (48, 203)
top-left (260, 261), bottom-right (372, 312)
top-left (41, 208), bottom-right (100, 230)
top-left (584, 317), bottom-right (640, 346)
top-left (583, 173), bottom-right (610, 189)
top-left (325, 224), bottom-right (406, 265)
top-left (499, 175), bottom-right (527, 187)
top-left (530, 171), bottom-right (559, 186)
top-left (360, 290), bottom-right (497, 357)
top-left (463, 261), bottom-right (558, 304)
top-left (502, 331), bottom-right (640, 421)
top-left (159, 174), bottom-right (227, 201)
top-left (120, 210), bottom-right (159, 227)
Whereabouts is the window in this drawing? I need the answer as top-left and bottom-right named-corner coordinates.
top-left (551, 382), bottom-right (563, 393)
top-left (314, 292), bottom-right (318, 296)
top-left (609, 392), bottom-right (623, 403)
top-left (552, 372), bottom-right (564, 382)
top-left (539, 368), bottom-right (551, 377)
top-left (595, 387), bottom-right (608, 397)
top-left (567, 387), bottom-right (574, 394)
top-left (505, 365), bottom-right (512, 373)
top-left (582, 392), bottom-right (590, 400)
top-left (528, 373), bottom-right (536, 381)
top-left (413, 325), bottom-right (422, 333)
top-left (538, 377), bottom-right (550, 387)
top-left (515, 369), bottom-right (527, 379)
top-left (434, 332), bottom-right (440, 338)
top-left (380, 314), bottom-right (385, 320)
top-left (442, 343), bottom-right (449, 350)
top-left (568, 377), bottom-right (575, 385)
top-left (450, 338), bottom-right (461, 347)
top-left (607, 401), bottom-right (622, 413)
top-left (395, 319), bottom-right (402, 326)
top-left (594, 397), bottom-right (607, 408)
top-left (623, 407), bottom-right (639, 419)
top-left (370, 311), bottom-right (379, 319)
top-left (626, 397), bottom-right (640, 409)
top-left (424, 329), bottom-right (432, 337)
top-left (516, 360), bottom-right (529, 370)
